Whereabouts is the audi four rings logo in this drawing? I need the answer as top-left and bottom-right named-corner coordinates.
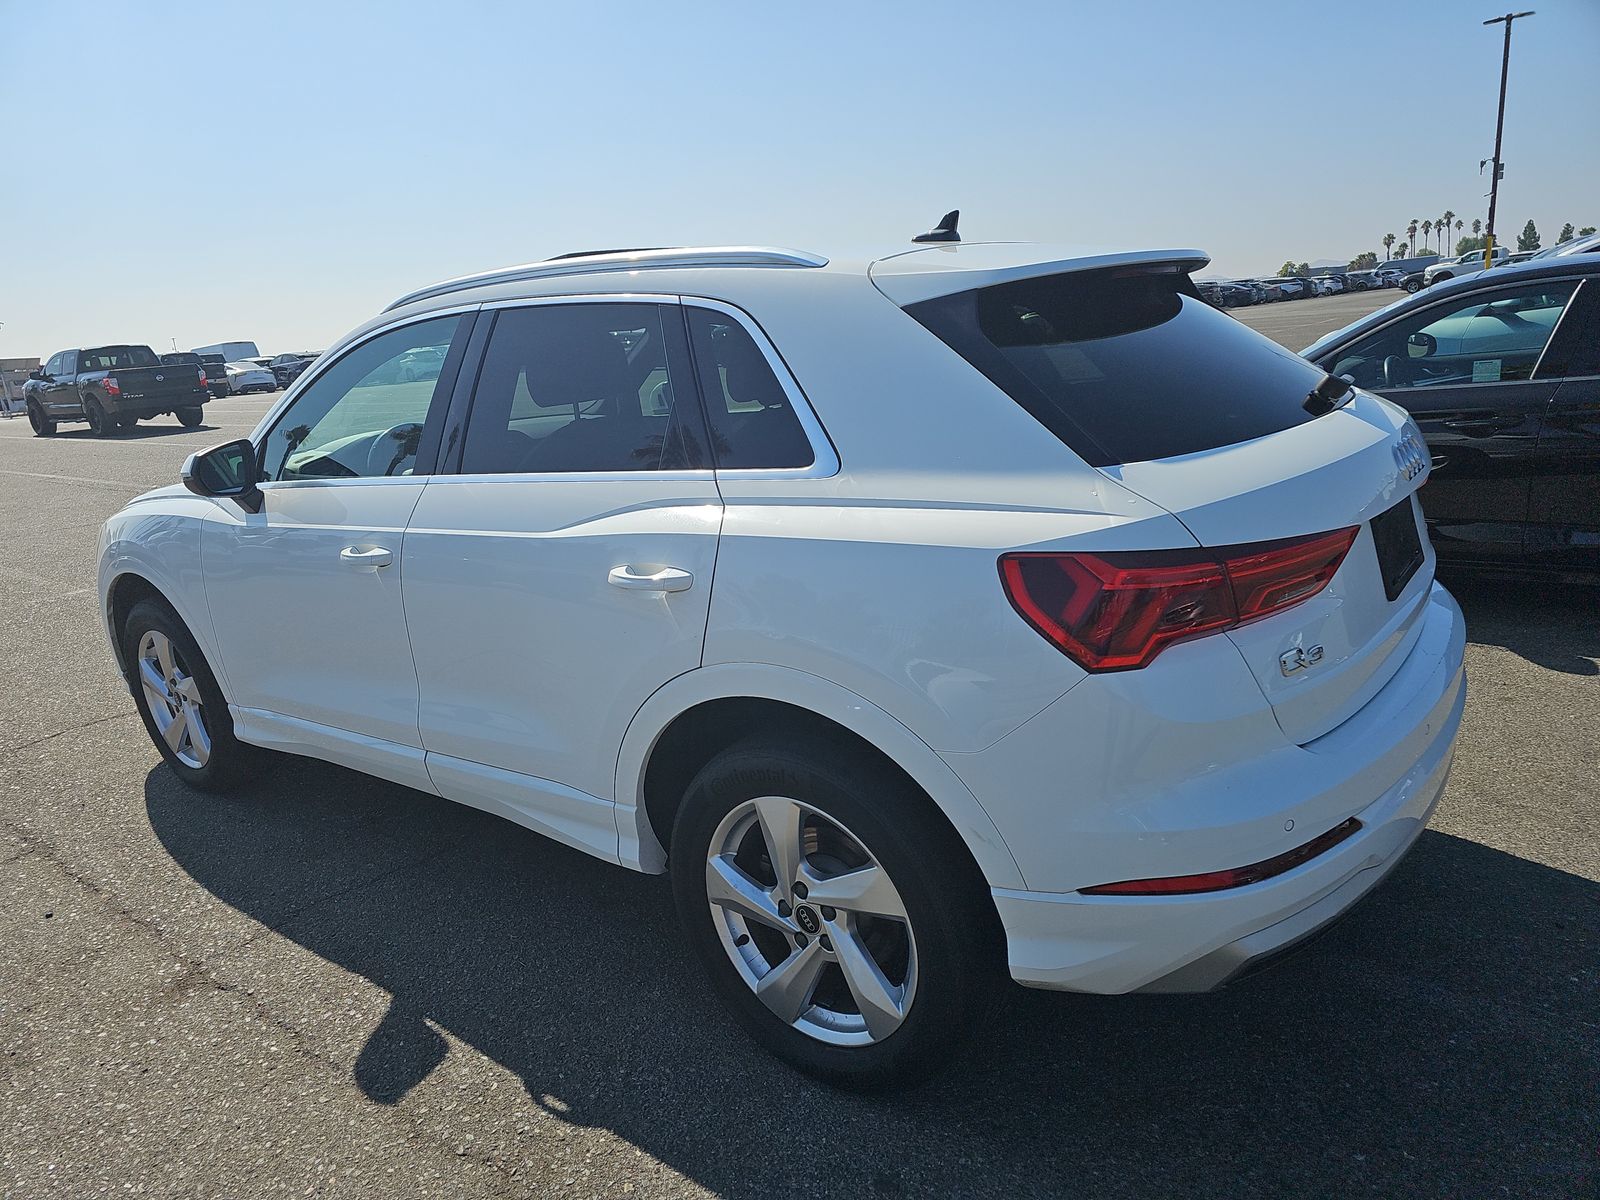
top-left (1393, 431), bottom-right (1427, 481)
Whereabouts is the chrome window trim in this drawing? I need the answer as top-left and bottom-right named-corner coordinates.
top-left (679, 295), bottom-right (841, 481)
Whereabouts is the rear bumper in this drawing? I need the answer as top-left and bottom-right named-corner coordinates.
top-left (112, 395), bottom-right (209, 418)
top-left (978, 581), bottom-right (1466, 993)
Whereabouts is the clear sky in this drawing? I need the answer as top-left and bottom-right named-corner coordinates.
top-left (5, 0), bottom-right (1597, 359)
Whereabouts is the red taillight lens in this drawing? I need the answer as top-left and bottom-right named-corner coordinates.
top-left (1224, 527), bottom-right (1360, 622)
top-left (1079, 818), bottom-right (1362, 895)
top-left (102, 376), bottom-right (121, 396)
top-left (198, 369), bottom-right (207, 386)
top-left (999, 526), bottom-right (1358, 672)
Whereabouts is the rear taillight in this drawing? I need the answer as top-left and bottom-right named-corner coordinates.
top-left (198, 369), bottom-right (207, 386)
top-left (999, 526), bottom-right (1358, 672)
top-left (103, 376), bottom-right (121, 396)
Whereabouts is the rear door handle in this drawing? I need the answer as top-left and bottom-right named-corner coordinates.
top-left (1442, 415), bottom-right (1519, 435)
top-left (608, 565), bottom-right (693, 592)
top-left (340, 546), bottom-right (394, 569)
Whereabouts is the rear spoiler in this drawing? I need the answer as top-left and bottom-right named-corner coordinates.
top-left (870, 245), bottom-right (1211, 307)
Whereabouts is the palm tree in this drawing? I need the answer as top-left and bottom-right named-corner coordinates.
top-left (1383, 232), bottom-right (1396, 259)
top-left (1441, 211), bottom-right (1456, 253)
top-left (1408, 220), bottom-right (1419, 255)
top-left (1422, 220), bottom-right (1433, 252)
top-left (1472, 217), bottom-right (1482, 238)
top-left (1455, 219), bottom-right (1464, 251)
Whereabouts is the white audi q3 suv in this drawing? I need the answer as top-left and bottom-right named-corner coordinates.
top-left (99, 235), bottom-right (1466, 1087)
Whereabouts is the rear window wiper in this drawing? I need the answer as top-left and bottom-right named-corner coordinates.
top-left (1303, 373), bottom-right (1353, 416)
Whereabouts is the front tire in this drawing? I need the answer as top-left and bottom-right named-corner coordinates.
top-left (177, 407), bottom-right (204, 428)
top-left (670, 734), bottom-right (1002, 1090)
top-left (26, 401), bottom-right (56, 436)
top-left (123, 598), bottom-right (260, 793)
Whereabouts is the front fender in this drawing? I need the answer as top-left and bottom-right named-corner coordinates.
top-left (613, 662), bottom-right (1026, 889)
top-left (99, 498), bottom-right (223, 695)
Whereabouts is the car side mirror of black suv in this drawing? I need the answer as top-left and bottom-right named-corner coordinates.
top-left (182, 439), bottom-right (263, 513)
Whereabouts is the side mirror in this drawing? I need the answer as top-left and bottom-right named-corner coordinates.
top-left (1406, 332), bottom-right (1437, 359)
top-left (181, 438), bottom-right (263, 512)
top-left (30, 369), bottom-right (44, 380)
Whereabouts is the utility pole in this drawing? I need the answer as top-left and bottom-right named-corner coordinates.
top-left (1481, 11), bottom-right (1533, 270)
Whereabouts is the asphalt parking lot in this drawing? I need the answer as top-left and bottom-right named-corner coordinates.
top-left (1, 304), bottom-right (1596, 1198)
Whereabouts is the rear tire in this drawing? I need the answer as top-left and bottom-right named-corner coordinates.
top-left (669, 734), bottom-right (1003, 1090)
top-left (26, 401), bottom-right (56, 436)
top-left (123, 597), bottom-right (261, 793)
top-left (177, 407), bottom-right (204, 428)
top-left (84, 396), bottom-right (114, 437)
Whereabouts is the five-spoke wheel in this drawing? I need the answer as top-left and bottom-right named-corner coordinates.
top-left (136, 629), bottom-right (211, 769)
top-left (706, 795), bottom-right (917, 1046)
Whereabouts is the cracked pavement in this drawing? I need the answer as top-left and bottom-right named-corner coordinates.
top-left (1, 376), bottom-right (1596, 1198)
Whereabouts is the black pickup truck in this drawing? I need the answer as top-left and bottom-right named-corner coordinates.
top-left (24, 344), bottom-right (210, 437)
top-left (163, 351), bottom-right (232, 398)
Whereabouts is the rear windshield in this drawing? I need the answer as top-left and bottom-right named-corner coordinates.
top-left (80, 345), bottom-right (160, 371)
top-left (904, 268), bottom-right (1331, 466)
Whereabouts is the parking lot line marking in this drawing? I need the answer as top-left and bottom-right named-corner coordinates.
top-left (0, 468), bottom-right (157, 490)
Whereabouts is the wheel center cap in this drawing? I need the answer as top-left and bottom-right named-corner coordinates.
top-left (794, 905), bottom-right (821, 935)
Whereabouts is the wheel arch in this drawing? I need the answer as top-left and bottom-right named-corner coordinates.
top-left (616, 663), bottom-right (1025, 890)
top-left (102, 551), bottom-right (227, 702)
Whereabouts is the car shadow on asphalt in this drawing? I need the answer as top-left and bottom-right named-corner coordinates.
top-left (46, 423), bottom-right (222, 441)
top-left (1445, 573), bottom-right (1600, 675)
top-left (145, 759), bottom-right (1599, 1197)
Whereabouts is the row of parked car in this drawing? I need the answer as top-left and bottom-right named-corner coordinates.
top-left (1202, 233), bottom-right (1600, 308)
top-left (21, 345), bottom-right (322, 436)
top-left (1199, 273), bottom-right (1376, 307)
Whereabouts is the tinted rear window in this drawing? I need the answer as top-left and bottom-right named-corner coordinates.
top-left (905, 269), bottom-right (1333, 465)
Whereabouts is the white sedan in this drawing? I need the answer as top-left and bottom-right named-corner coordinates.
top-left (224, 362), bottom-right (276, 395)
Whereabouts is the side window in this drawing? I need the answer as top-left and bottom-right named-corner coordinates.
top-left (1535, 278), bottom-right (1600, 378)
top-left (1325, 280), bottom-right (1578, 390)
top-left (44, 354), bottom-right (62, 376)
top-left (61, 351), bottom-right (78, 375)
top-left (259, 315), bottom-right (463, 482)
top-left (685, 307), bottom-right (814, 470)
top-left (460, 303), bottom-right (704, 474)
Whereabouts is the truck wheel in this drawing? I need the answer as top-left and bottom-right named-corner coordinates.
top-left (27, 402), bottom-right (57, 437)
top-left (177, 407), bottom-right (204, 428)
top-left (84, 397), bottom-right (114, 437)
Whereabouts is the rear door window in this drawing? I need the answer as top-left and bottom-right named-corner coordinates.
top-left (460, 303), bottom-right (706, 474)
top-left (904, 268), bottom-right (1331, 466)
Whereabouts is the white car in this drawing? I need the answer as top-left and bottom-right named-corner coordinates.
top-left (1316, 276), bottom-right (1344, 295)
top-left (1423, 248), bottom-right (1508, 286)
top-left (98, 237), bottom-right (1465, 1088)
top-left (224, 361), bottom-right (277, 395)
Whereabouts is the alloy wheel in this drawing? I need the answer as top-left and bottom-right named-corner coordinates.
top-left (137, 629), bottom-right (211, 769)
top-left (705, 796), bottom-right (917, 1046)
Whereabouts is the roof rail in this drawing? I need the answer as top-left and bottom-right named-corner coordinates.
top-left (385, 246), bottom-right (829, 312)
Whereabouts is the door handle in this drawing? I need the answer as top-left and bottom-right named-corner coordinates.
top-left (608, 565), bottom-right (693, 593)
top-left (1443, 415), bottom-right (1518, 436)
top-left (340, 546), bottom-right (394, 569)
